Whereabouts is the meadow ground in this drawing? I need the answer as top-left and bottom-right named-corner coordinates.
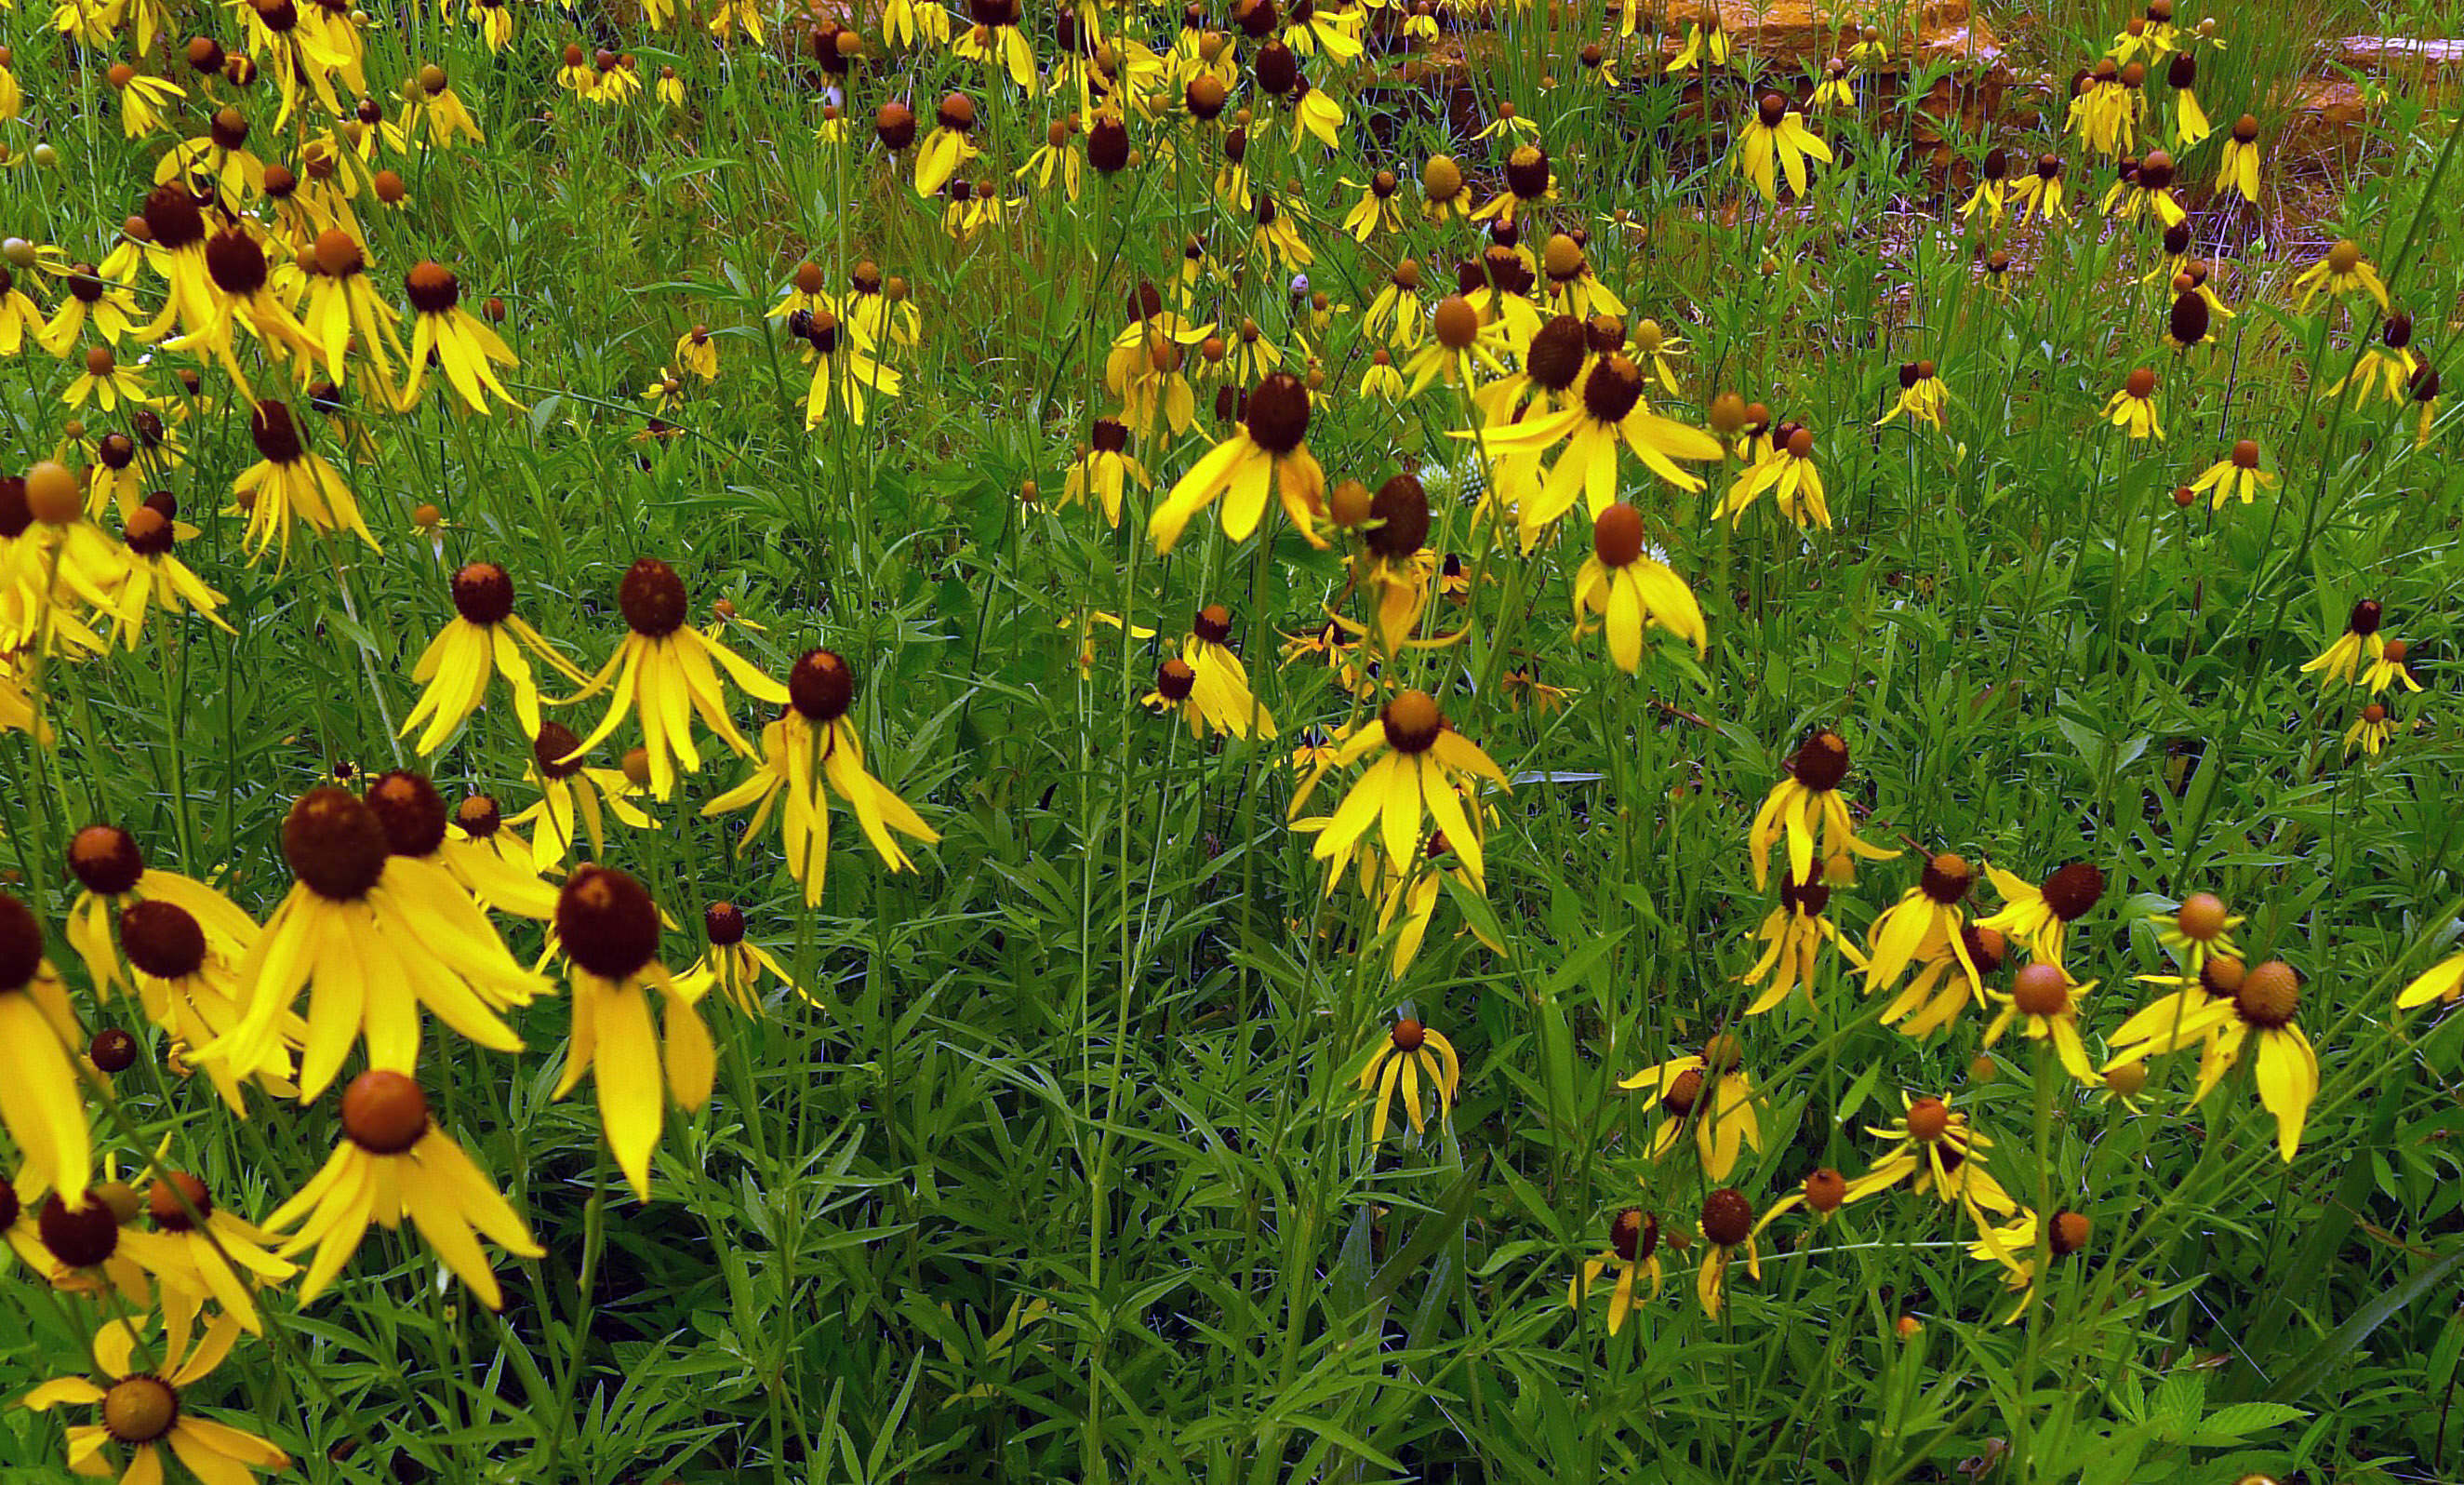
top-left (2, 0), bottom-right (2463, 1480)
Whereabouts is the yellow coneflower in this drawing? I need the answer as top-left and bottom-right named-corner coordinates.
top-left (1812, 58), bottom-right (1857, 110)
top-left (1568, 1208), bottom-right (1661, 1334)
top-left (1667, 16), bottom-right (1730, 72)
top-left (38, 263), bottom-right (146, 357)
top-left (2100, 367), bottom-right (2164, 439)
top-left (1295, 689), bottom-right (1506, 885)
top-left (1967, 1204), bottom-right (2091, 1324)
top-left (1486, 353), bottom-right (1723, 548)
top-left (1573, 503), bottom-right (1705, 668)
top-left (1842, 1092), bottom-right (2018, 1212)
top-left (1878, 924), bottom-right (2005, 1036)
top-left (24, 1300), bottom-right (290, 1482)
top-left (915, 93), bottom-right (980, 195)
top-left (2321, 311), bottom-right (2419, 407)
top-left (122, 1171), bottom-right (297, 1332)
top-left (794, 307), bottom-right (901, 427)
top-left (1974, 861), bottom-right (2105, 966)
top-left (1183, 604), bottom-right (1278, 739)
top-left (206, 786), bottom-right (547, 1098)
top-left (2153, 891), bottom-right (2242, 975)
top-left (1694, 1188), bottom-right (1761, 1317)
top-left (1472, 143), bottom-right (1555, 224)
top-left (0, 891), bottom-right (92, 1201)
top-left (680, 902), bottom-right (808, 1016)
top-left (883, 0), bottom-right (950, 47)
top-left (1720, 422), bottom-right (1832, 528)
top-left (2298, 597), bottom-right (2386, 688)
top-left (1747, 729), bottom-right (1900, 890)
top-left (1402, 295), bottom-right (1515, 398)
top-left (1734, 92), bottom-right (1832, 203)
top-left (116, 895), bottom-right (298, 1113)
top-left (2104, 958), bottom-right (2318, 1161)
top-left (2215, 113), bottom-right (2261, 202)
top-left (2292, 238), bottom-right (2391, 313)
top-left (1340, 168), bottom-right (1405, 241)
top-left (61, 823), bottom-right (258, 1003)
top-left (1350, 1016), bottom-right (1463, 1144)
top-left (60, 344), bottom-right (150, 413)
top-left (105, 503), bottom-right (233, 647)
top-left (1621, 1034), bottom-right (1763, 1180)
top-left (231, 399), bottom-right (377, 562)
top-left (508, 721), bottom-right (659, 869)
top-left (269, 1068), bottom-right (544, 1307)
top-left (2009, 153), bottom-right (2070, 224)
top-left (1984, 962), bottom-right (2098, 1083)
top-left (2187, 438), bottom-right (2276, 507)
top-left (2397, 949), bottom-right (2464, 1011)
top-left (701, 649), bottom-right (939, 906)
top-left (2066, 60), bottom-right (2136, 156)
top-left (400, 260), bottom-right (520, 411)
top-left (1959, 146), bottom-right (2011, 225)
top-left (1876, 359), bottom-right (1950, 430)
top-left (1747, 1167), bottom-right (1850, 1241)
top-left (1152, 371), bottom-right (1329, 553)
top-left (401, 561), bottom-right (589, 755)
top-left (564, 557), bottom-right (791, 799)
top-left (169, 224), bottom-right (319, 396)
top-left (1867, 852), bottom-right (1984, 1001)
top-left (550, 865), bottom-right (714, 1200)
top-left (427, 793), bottom-right (559, 919)
top-left (2344, 700), bottom-right (2398, 756)
top-left (1742, 875), bottom-right (1867, 1015)
top-left (1059, 418), bottom-right (1150, 526)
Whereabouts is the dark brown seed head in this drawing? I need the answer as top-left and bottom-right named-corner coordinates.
top-left (342, 1069), bottom-right (429, 1154)
top-left (285, 787), bottom-right (389, 900)
top-left (39, 1194), bottom-right (121, 1267)
top-left (1592, 504), bottom-right (1645, 569)
top-left (142, 183), bottom-right (207, 251)
top-left (1982, 146), bottom-right (2008, 181)
top-left (1091, 418), bottom-right (1130, 455)
top-left (1906, 1096), bottom-right (1951, 1143)
top-left (1610, 1207), bottom-right (1658, 1261)
top-left (874, 101), bottom-right (915, 149)
top-left (2011, 962), bottom-right (2070, 1017)
top-left (1757, 92), bottom-right (1786, 127)
top-left (2348, 598), bottom-right (2381, 635)
top-left (1365, 474), bottom-right (1430, 561)
top-left (1700, 1188), bottom-right (1753, 1247)
top-left (2138, 150), bottom-right (2174, 191)
top-left (1380, 690), bottom-right (1442, 753)
top-left (1193, 604), bottom-right (1234, 644)
top-left (557, 865), bottom-right (662, 981)
top-left (2199, 955), bottom-right (2246, 999)
top-left (1234, 0), bottom-right (1276, 35)
top-left (2169, 291), bottom-right (2209, 346)
top-left (1962, 925), bottom-right (2007, 975)
top-left (2124, 367), bottom-right (2156, 399)
top-left (1390, 1016), bottom-right (1425, 1050)
top-left (366, 771), bottom-right (447, 858)
top-left (405, 261), bottom-right (461, 314)
top-left (935, 92), bottom-right (975, 133)
top-left (531, 721), bottom-right (585, 781)
top-left (618, 557), bottom-right (688, 637)
top-left (2175, 892), bottom-right (2227, 942)
top-left (90, 1027), bottom-right (140, 1073)
top-left (1790, 729), bottom-right (1850, 792)
top-left (2235, 960), bottom-right (2299, 1028)
top-left (1660, 1064), bottom-right (1704, 1115)
top-left (1243, 372), bottom-right (1311, 455)
top-left (451, 561), bottom-right (514, 625)
top-left (704, 901), bottom-right (747, 946)
top-left (1088, 114), bottom-right (1130, 172)
top-left (789, 648), bottom-right (856, 722)
top-left (1778, 874), bottom-right (1831, 917)
top-left (1255, 41), bottom-right (1297, 94)
top-left (2049, 1210), bottom-right (2091, 1257)
top-left (0, 891), bottom-right (45, 992)
top-left (187, 34), bottom-right (226, 72)
top-left (1505, 144), bottom-right (1549, 200)
top-left (1155, 658), bottom-right (1196, 701)
top-left (148, 1172), bottom-right (211, 1231)
top-left (1185, 74), bottom-right (1227, 119)
top-left (69, 824), bottom-right (146, 896)
top-left (248, 400), bottom-right (305, 464)
top-left (2041, 863), bottom-right (2104, 921)
top-left (2232, 113), bottom-right (2258, 142)
top-left (2413, 362), bottom-right (2441, 402)
top-left (1525, 315), bottom-right (1587, 391)
top-left (1581, 354), bottom-right (1645, 424)
top-left (119, 900), bottom-right (206, 980)
top-left (1805, 1168), bottom-right (1847, 1213)
top-left (1920, 853), bottom-right (1974, 904)
top-left (2383, 312), bottom-right (2412, 351)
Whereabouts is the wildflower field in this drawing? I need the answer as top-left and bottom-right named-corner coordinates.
top-left (3, 0), bottom-right (2463, 1476)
